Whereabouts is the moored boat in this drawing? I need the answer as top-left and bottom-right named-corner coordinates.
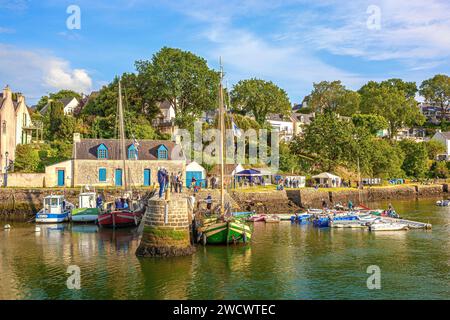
top-left (369, 222), bottom-right (408, 231)
top-left (98, 204), bottom-right (145, 228)
top-left (264, 215), bottom-right (281, 223)
top-left (248, 214), bottom-right (266, 222)
top-left (71, 191), bottom-right (100, 223)
top-left (198, 218), bottom-right (252, 244)
top-left (36, 195), bottom-right (73, 223)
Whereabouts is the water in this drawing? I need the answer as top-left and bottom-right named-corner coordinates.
top-left (1, 198), bottom-right (449, 300)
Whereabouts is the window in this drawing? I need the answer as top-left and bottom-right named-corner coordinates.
top-left (97, 144), bottom-right (108, 159)
top-left (99, 168), bottom-right (107, 182)
top-left (2, 121), bottom-right (6, 134)
top-left (157, 144), bottom-right (168, 160)
top-left (128, 144), bottom-right (138, 160)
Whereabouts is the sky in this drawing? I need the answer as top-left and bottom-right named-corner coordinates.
top-left (1, 0), bottom-right (450, 104)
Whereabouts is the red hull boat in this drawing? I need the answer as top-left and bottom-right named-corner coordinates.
top-left (98, 208), bottom-right (144, 228)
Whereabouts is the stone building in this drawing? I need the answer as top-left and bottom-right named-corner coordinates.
top-left (45, 134), bottom-right (186, 187)
top-left (0, 85), bottom-right (33, 173)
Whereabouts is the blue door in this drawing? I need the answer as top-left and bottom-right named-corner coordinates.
top-left (143, 169), bottom-right (151, 186)
top-left (115, 169), bottom-right (123, 186)
top-left (186, 171), bottom-right (204, 188)
top-left (57, 170), bottom-right (65, 187)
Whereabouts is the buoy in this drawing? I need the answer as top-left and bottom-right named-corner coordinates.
top-left (4, 224), bottom-right (11, 230)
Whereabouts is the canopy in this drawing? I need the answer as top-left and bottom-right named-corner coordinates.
top-left (236, 169), bottom-right (262, 176)
top-left (312, 172), bottom-right (340, 180)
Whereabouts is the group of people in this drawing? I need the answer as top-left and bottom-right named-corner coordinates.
top-left (114, 198), bottom-right (130, 210)
top-left (157, 167), bottom-right (184, 198)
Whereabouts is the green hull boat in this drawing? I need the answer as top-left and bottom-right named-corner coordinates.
top-left (199, 219), bottom-right (252, 245)
top-left (71, 207), bottom-right (99, 223)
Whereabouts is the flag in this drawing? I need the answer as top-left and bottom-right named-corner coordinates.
top-left (232, 120), bottom-right (242, 137)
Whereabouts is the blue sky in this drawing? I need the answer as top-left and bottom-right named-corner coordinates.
top-left (1, 0), bottom-right (450, 104)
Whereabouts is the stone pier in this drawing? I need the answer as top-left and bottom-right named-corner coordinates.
top-left (135, 197), bottom-right (195, 258)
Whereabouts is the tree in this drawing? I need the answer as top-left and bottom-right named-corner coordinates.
top-left (429, 161), bottom-right (448, 178)
top-left (36, 90), bottom-right (82, 112)
top-left (14, 144), bottom-right (41, 172)
top-left (398, 140), bottom-right (429, 178)
top-left (352, 114), bottom-right (388, 135)
top-left (419, 74), bottom-right (450, 118)
top-left (369, 140), bottom-right (405, 179)
top-left (230, 79), bottom-right (291, 125)
top-left (423, 140), bottom-right (446, 160)
top-left (381, 78), bottom-right (418, 99)
top-left (48, 101), bottom-right (65, 140)
top-left (305, 80), bottom-right (360, 116)
top-left (359, 81), bottom-right (425, 139)
top-left (135, 47), bottom-right (220, 128)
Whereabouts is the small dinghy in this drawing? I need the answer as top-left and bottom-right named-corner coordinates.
top-left (436, 200), bottom-right (450, 207)
top-left (264, 215), bottom-right (281, 223)
top-left (369, 222), bottom-right (409, 231)
top-left (248, 214), bottom-right (266, 222)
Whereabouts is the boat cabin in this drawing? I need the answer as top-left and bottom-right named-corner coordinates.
top-left (43, 195), bottom-right (68, 214)
top-left (79, 192), bottom-right (96, 209)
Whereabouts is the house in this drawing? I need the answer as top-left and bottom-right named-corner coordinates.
top-left (0, 85), bottom-right (33, 173)
top-left (45, 133), bottom-right (186, 187)
top-left (420, 102), bottom-right (449, 124)
top-left (431, 131), bottom-right (450, 160)
top-left (292, 112), bottom-right (315, 135)
top-left (40, 97), bottom-right (80, 115)
top-left (152, 100), bottom-right (177, 136)
top-left (186, 161), bottom-right (207, 188)
top-left (266, 113), bottom-right (299, 142)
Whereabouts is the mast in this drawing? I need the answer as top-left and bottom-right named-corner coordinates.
top-left (357, 156), bottom-right (361, 205)
top-left (219, 59), bottom-right (225, 215)
top-left (118, 79), bottom-right (128, 191)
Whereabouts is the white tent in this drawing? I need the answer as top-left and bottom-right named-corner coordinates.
top-left (311, 172), bottom-right (341, 187)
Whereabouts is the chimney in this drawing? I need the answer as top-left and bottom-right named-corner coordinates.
top-left (2, 85), bottom-right (12, 100)
top-left (73, 132), bottom-right (81, 143)
top-left (16, 92), bottom-right (25, 104)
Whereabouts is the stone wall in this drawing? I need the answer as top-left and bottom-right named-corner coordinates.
top-left (136, 197), bottom-right (195, 257)
top-left (230, 190), bottom-right (301, 214)
top-left (2, 173), bottom-right (45, 188)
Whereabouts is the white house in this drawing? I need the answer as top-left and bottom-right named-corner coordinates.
top-left (186, 161), bottom-right (207, 187)
top-left (266, 113), bottom-right (298, 142)
top-left (40, 97), bottom-right (80, 115)
top-left (431, 131), bottom-right (450, 160)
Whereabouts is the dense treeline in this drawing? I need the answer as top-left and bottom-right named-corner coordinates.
top-left (15, 47), bottom-right (450, 179)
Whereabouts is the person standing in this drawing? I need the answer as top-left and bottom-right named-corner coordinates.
top-left (157, 167), bottom-right (165, 198)
top-left (206, 194), bottom-right (213, 211)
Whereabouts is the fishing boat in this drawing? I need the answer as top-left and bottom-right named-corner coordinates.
top-left (369, 222), bottom-right (409, 231)
top-left (264, 215), bottom-right (281, 223)
top-left (71, 191), bottom-right (100, 223)
top-left (97, 80), bottom-right (145, 228)
top-left (36, 195), bottom-right (73, 223)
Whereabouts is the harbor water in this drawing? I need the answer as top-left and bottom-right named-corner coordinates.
top-left (1, 198), bottom-right (449, 300)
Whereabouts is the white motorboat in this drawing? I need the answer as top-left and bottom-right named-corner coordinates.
top-left (36, 195), bottom-right (74, 223)
top-left (369, 222), bottom-right (408, 231)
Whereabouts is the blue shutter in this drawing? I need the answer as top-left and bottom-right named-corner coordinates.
top-left (99, 168), bottom-right (106, 182)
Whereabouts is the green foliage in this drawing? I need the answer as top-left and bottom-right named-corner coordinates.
top-left (423, 140), bottom-right (446, 160)
top-left (419, 74), bottom-right (450, 115)
top-left (14, 144), bottom-right (41, 172)
top-left (352, 114), bottom-right (388, 135)
top-left (398, 140), bottom-right (429, 178)
top-left (429, 161), bottom-right (448, 178)
top-left (359, 81), bottom-right (425, 139)
top-left (48, 101), bottom-right (64, 139)
top-left (305, 80), bottom-right (360, 116)
top-left (230, 78), bottom-right (291, 125)
top-left (135, 47), bottom-right (220, 129)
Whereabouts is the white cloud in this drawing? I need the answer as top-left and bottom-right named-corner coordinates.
top-left (0, 27), bottom-right (15, 33)
top-left (0, 44), bottom-right (92, 102)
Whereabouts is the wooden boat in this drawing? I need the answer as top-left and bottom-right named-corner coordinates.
top-left (36, 195), bottom-right (73, 223)
top-left (98, 205), bottom-right (145, 228)
top-left (264, 215), bottom-right (281, 223)
top-left (198, 218), bottom-right (252, 244)
top-left (369, 222), bottom-right (408, 231)
top-left (71, 191), bottom-right (100, 223)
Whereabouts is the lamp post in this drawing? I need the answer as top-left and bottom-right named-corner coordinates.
top-left (4, 151), bottom-right (9, 187)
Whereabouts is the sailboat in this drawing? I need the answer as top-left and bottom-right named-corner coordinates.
top-left (98, 80), bottom-right (145, 228)
top-left (198, 61), bottom-right (252, 245)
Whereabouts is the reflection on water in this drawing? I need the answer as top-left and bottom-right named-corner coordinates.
top-left (0, 198), bottom-right (449, 300)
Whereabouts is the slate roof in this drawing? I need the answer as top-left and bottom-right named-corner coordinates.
top-left (74, 139), bottom-right (185, 161)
